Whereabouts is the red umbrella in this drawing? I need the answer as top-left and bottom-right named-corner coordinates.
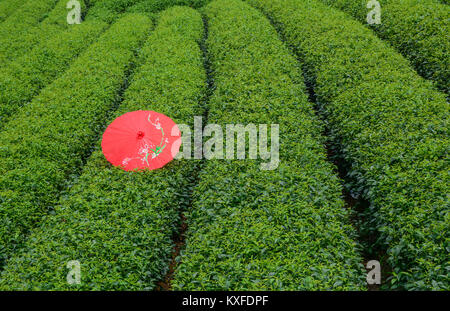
top-left (101, 111), bottom-right (181, 171)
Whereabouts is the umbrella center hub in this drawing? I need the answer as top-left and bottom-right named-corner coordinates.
top-left (137, 131), bottom-right (145, 140)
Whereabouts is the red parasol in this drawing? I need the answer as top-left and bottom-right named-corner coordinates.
top-left (101, 111), bottom-right (181, 171)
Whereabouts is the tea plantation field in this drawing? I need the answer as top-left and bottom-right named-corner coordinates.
top-left (0, 0), bottom-right (447, 291)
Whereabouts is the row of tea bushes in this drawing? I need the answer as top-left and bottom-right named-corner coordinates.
top-left (0, 13), bottom-right (152, 267)
top-left (86, 0), bottom-right (148, 23)
top-left (0, 20), bottom-right (107, 127)
top-left (172, 0), bottom-right (366, 290)
top-left (0, 0), bottom-right (157, 128)
top-left (0, 0), bottom-right (58, 38)
top-left (0, 0), bottom-right (26, 22)
top-left (127, 0), bottom-right (210, 14)
top-left (319, 0), bottom-right (449, 93)
top-left (247, 0), bottom-right (449, 290)
top-left (0, 6), bottom-right (206, 290)
top-left (0, 0), bottom-right (83, 67)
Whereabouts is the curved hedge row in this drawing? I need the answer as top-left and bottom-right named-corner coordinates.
top-left (0, 0), bottom-right (26, 22)
top-left (0, 20), bottom-right (108, 127)
top-left (127, 0), bottom-right (209, 14)
top-left (172, 0), bottom-right (365, 290)
top-left (0, 0), bottom-right (73, 67)
top-left (248, 0), bottom-right (449, 290)
top-left (0, 0), bottom-right (58, 34)
top-left (319, 0), bottom-right (449, 93)
top-left (0, 0), bottom-right (155, 128)
top-left (0, 6), bottom-right (206, 290)
top-left (87, 0), bottom-right (147, 23)
top-left (0, 13), bottom-right (152, 267)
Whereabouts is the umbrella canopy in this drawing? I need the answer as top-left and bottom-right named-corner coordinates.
top-left (101, 111), bottom-right (181, 171)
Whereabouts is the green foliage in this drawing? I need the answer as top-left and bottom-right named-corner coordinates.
top-left (0, 0), bottom-right (84, 67)
top-left (127, 0), bottom-right (209, 14)
top-left (0, 20), bottom-right (108, 127)
top-left (0, 0), bottom-right (27, 22)
top-left (0, 0), bottom-right (446, 291)
top-left (248, 0), bottom-right (449, 290)
top-left (0, 0), bottom-right (158, 127)
top-left (0, 6), bottom-right (205, 290)
top-left (172, 0), bottom-right (365, 290)
top-left (0, 13), bottom-right (152, 268)
top-left (87, 0), bottom-right (147, 23)
top-left (320, 0), bottom-right (449, 93)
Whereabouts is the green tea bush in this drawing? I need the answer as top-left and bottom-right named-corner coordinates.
top-left (0, 6), bottom-right (206, 290)
top-left (127, 0), bottom-right (209, 14)
top-left (0, 0), bottom-right (157, 127)
top-left (0, 0), bottom-right (26, 22)
top-left (0, 20), bottom-right (108, 127)
top-left (320, 0), bottom-right (449, 93)
top-left (87, 0), bottom-right (147, 23)
top-left (0, 13), bottom-right (152, 267)
top-left (0, 0), bottom-right (79, 67)
top-left (248, 0), bottom-right (449, 290)
top-left (172, 0), bottom-right (365, 290)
